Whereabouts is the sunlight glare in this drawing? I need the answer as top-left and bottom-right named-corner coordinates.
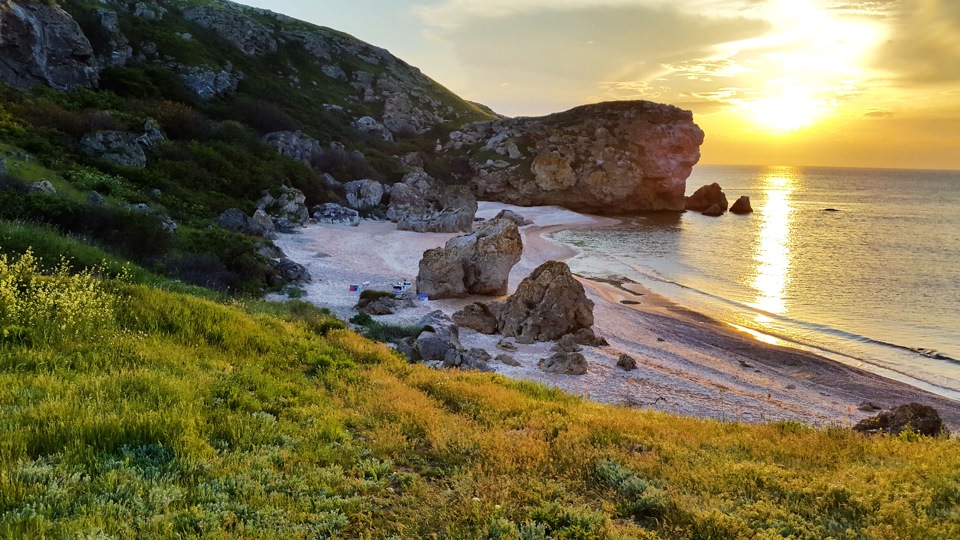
top-left (746, 92), bottom-right (824, 132)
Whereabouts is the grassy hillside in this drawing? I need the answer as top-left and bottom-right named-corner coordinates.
top-left (0, 251), bottom-right (957, 539)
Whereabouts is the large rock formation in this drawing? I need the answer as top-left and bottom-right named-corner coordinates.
top-left (685, 183), bottom-right (728, 212)
top-left (458, 101), bottom-right (704, 213)
top-left (257, 186), bottom-right (310, 225)
top-left (454, 261), bottom-right (596, 343)
top-left (389, 170), bottom-right (478, 233)
top-left (0, 0), bottom-right (100, 91)
top-left (853, 403), bottom-right (948, 437)
top-left (416, 218), bottom-right (523, 299)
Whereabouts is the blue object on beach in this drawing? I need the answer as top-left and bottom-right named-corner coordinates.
top-left (417, 294), bottom-right (429, 301)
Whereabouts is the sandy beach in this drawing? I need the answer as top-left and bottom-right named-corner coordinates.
top-left (273, 202), bottom-right (960, 431)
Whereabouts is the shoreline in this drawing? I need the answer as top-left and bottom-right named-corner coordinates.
top-left (273, 202), bottom-right (960, 432)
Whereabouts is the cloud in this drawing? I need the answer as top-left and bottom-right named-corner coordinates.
top-left (864, 110), bottom-right (895, 118)
top-left (875, 0), bottom-right (960, 84)
top-left (416, 3), bottom-right (769, 114)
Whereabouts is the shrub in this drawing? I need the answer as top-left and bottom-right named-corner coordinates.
top-left (230, 97), bottom-right (298, 134)
top-left (349, 312), bottom-right (373, 326)
top-left (0, 250), bottom-right (118, 346)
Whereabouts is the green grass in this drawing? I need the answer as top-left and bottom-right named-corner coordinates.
top-left (0, 251), bottom-right (958, 539)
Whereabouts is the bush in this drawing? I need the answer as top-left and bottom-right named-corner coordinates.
top-left (230, 97), bottom-right (298, 134)
top-left (0, 250), bottom-right (118, 346)
top-left (349, 312), bottom-right (373, 326)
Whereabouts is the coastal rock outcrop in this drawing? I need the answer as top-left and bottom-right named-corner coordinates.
top-left (0, 1), bottom-right (100, 91)
top-left (389, 170), bottom-right (478, 233)
top-left (853, 403), bottom-right (948, 437)
top-left (460, 101), bottom-right (704, 213)
top-left (416, 218), bottom-right (523, 299)
top-left (686, 183), bottom-right (728, 213)
top-left (730, 196), bottom-right (753, 214)
top-left (455, 261), bottom-right (596, 343)
top-left (344, 179), bottom-right (386, 211)
top-left (312, 203), bottom-right (360, 227)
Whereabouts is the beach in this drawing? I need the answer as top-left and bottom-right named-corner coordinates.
top-left (273, 202), bottom-right (960, 431)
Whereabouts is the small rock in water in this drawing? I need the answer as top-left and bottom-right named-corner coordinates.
top-left (701, 204), bottom-right (724, 217)
top-left (823, 208), bottom-right (840, 212)
top-left (730, 196), bottom-right (753, 214)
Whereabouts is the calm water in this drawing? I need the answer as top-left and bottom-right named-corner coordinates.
top-left (553, 165), bottom-right (960, 399)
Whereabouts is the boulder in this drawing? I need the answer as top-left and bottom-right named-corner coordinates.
top-left (468, 102), bottom-right (704, 213)
top-left (494, 261), bottom-right (594, 342)
top-left (686, 183), bottom-right (728, 212)
top-left (87, 191), bottom-right (107, 206)
top-left (216, 208), bottom-right (250, 232)
top-left (344, 179), bottom-right (386, 210)
top-left (177, 65), bottom-right (240, 100)
top-left (853, 403), bottom-right (948, 437)
top-left (390, 171), bottom-right (478, 233)
top-left (26, 180), bottom-right (56, 194)
top-left (617, 354), bottom-right (638, 371)
top-left (539, 352), bottom-right (588, 375)
top-left (416, 218), bottom-right (523, 299)
top-left (415, 311), bottom-right (461, 362)
top-left (257, 186), bottom-right (310, 224)
top-left (270, 257), bottom-right (311, 283)
top-left (249, 209), bottom-right (276, 236)
top-left (0, 1), bottom-right (100, 91)
top-left (453, 302), bottom-right (499, 334)
top-left (496, 353), bottom-right (521, 366)
top-left (398, 208), bottom-right (474, 234)
top-left (443, 348), bottom-right (493, 372)
top-left (493, 209), bottom-right (531, 226)
top-left (552, 334), bottom-right (583, 353)
top-left (80, 132), bottom-right (147, 168)
top-left (263, 131), bottom-right (322, 164)
top-left (312, 203), bottom-right (361, 226)
top-left (358, 294), bottom-right (415, 316)
top-left (353, 116), bottom-right (393, 141)
top-left (181, 5), bottom-right (278, 56)
top-left (730, 196), bottom-right (753, 214)
top-left (0, 157), bottom-right (7, 176)
top-left (94, 8), bottom-right (133, 67)
top-left (701, 204), bottom-right (723, 217)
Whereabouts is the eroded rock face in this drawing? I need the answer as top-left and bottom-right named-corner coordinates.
top-left (464, 101), bottom-right (704, 213)
top-left (263, 131), bottom-right (322, 165)
top-left (181, 5), bottom-right (278, 56)
top-left (390, 170), bottom-right (478, 233)
top-left (344, 179), bottom-right (386, 210)
top-left (0, 1), bottom-right (100, 91)
top-left (80, 131), bottom-right (147, 168)
top-left (416, 218), bottom-right (523, 299)
top-left (494, 261), bottom-right (594, 342)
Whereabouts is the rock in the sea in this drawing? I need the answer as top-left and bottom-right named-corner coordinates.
top-left (312, 203), bottom-right (361, 226)
top-left (493, 261), bottom-right (594, 342)
top-left (853, 403), bottom-right (948, 437)
top-left (539, 352), bottom-right (588, 375)
top-left (730, 196), bottom-right (753, 214)
top-left (0, 1), bottom-right (100, 91)
top-left (344, 179), bottom-right (386, 210)
top-left (701, 204), bottom-right (723, 217)
top-left (617, 353), bottom-right (638, 371)
top-left (417, 218), bottom-right (522, 299)
top-left (453, 302), bottom-right (499, 334)
top-left (686, 183), bottom-right (728, 212)
top-left (468, 101), bottom-right (703, 213)
top-left (415, 311), bottom-right (462, 362)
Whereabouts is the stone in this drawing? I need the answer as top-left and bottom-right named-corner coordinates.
top-left (416, 218), bottom-right (523, 299)
top-left (496, 353), bottom-right (521, 367)
top-left (353, 116), bottom-right (394, 141)
top-left (159, 215), bottom-right (177, 234)
top-left (617, 354), bottom-right (638, 371)
top-left (730, 196), bottom-right (753, 214)
top-left (701, 204), bottom-right (723, 217)
top-left (359, 295), bottom-right (414, 316)
top-left (552, 334), bottom-right (582, 353)
top-left (344, 179), bottom-right (386, 210)
top-left (94, 8), bottom-right (133, 67)
top-left (494, 261), bottom-right (594, 342)
top-left (857, 401), bottom-right (884, 412)
top-left (853, 403), bottom-right (948, 437)
top-left (415, 311), bottom-right (461, 362)
top-left (686, 183), bottom-right (728, 212)
top-left (0, 1), bottom-right (100, 91)
top-left (572, 327), bottom-right (609, 347)
top-left (26, 180), bottom-right (56, 194)
top-left (312, 203), bottom-right (361, 226)
top-left (469, 102), bottom-right (704, 213)
top-left (177, 66), bottom-right (239, 100)
top-left (271, 257), bottom-right (311, 283)
top-left (87, 191), bottom-right (107, 206)
top-left (257, 186), bottom-right (310, 224)
top-left (539, 352), bottom-right (588, 375)
top-left (453, 302), bottom-right (499, 334)
top-left (249, 209), bottom-right (276, 236)
top-left (492, 209), bottom-right (531, 226)
top-left (272, 217), bottom-right (299, 234)
top-left (262, 131), bottom-right (322, 164)
top-left (80, 132), bottom-right (148, 168)
top-left (497, 339), bottom-right (517, 352)
top-left (181, 5), bottom-right (278, 56)
top-left (443, 348), bottom-right (493, 372)
top-left (216, 208), bottom-right (250, 233)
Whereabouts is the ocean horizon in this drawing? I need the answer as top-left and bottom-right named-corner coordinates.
top-left (553, 164), bottom-right (960, 400)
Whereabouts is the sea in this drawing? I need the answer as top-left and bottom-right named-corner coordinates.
top-left (552, 165), bottom-right (960, 400)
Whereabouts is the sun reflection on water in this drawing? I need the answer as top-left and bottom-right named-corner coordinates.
top-left (750, 167), bottom-right (797, 319)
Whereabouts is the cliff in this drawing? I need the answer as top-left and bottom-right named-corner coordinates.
top-left (453, 101), bottom-right (704, 213)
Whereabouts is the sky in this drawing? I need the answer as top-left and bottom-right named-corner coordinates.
top-left (235, 0), bottom-right (960, 170)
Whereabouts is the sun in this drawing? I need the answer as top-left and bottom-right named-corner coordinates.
top-left (745, 93), bottom-right (825, 133)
